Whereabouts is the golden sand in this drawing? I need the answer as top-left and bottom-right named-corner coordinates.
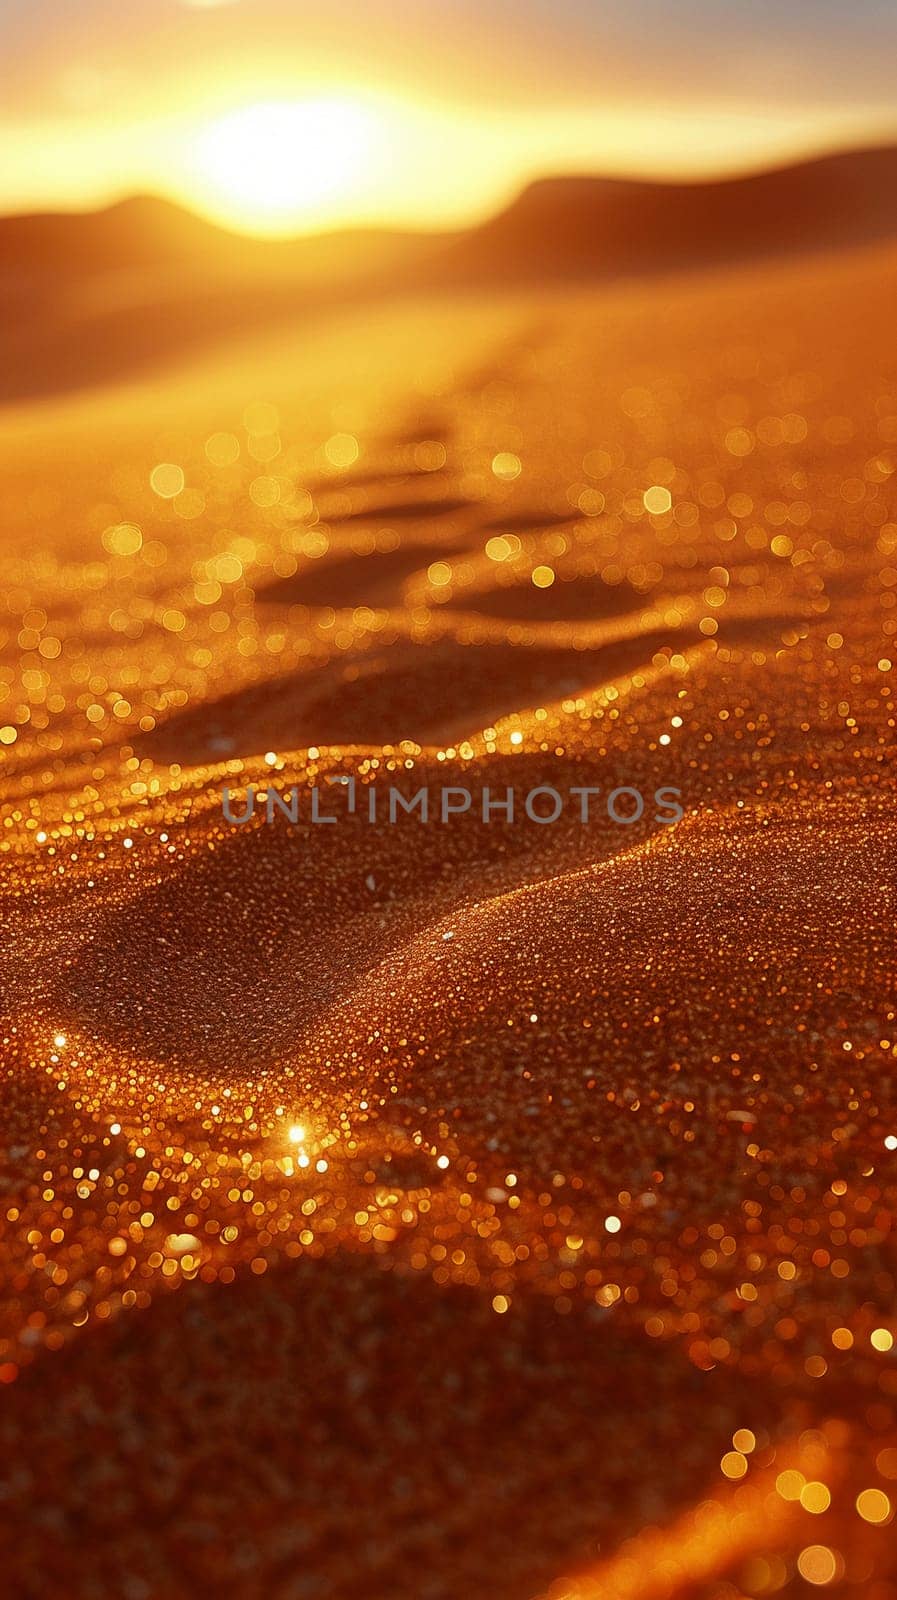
top-left (0, 240), bottom-right (895, 1595)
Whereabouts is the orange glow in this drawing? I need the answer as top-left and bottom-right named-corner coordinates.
top-left (6, 91), bottom-right (897, 237)
top-left (2, 0), bottom-right (897, 234)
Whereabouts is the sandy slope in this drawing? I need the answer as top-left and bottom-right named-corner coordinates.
top-left (0, 238), bottom-right (895, 1597)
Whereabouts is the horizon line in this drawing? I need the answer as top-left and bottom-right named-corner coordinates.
top-left (3, 130), bottom-right (896, 246)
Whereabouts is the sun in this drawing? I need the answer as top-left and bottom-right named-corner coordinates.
top-left (191, 98), bottom-right (376, 233)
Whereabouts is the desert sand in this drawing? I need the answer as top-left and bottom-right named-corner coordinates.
top-left (0, 182), bottom-right (895, 1597)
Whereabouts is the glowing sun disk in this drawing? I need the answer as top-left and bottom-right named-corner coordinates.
top-left (193, 98), bottom-right (375, 229)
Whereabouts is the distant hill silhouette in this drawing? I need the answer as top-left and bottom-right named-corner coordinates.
top-left (1, 145), bottom-right (896, 403)
top-left (0, 194), bottom-right (233, 273)
top-left (0, 192), bottom-right (438, 276)
top-left (443, 146), bottom-right (897, 280)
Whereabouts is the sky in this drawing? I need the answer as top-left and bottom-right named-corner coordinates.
top-left (3, 0), bottom-right (897, 234)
